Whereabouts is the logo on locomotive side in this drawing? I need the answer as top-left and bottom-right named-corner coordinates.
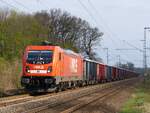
top-left (70, 58), bottom-right (78, 73)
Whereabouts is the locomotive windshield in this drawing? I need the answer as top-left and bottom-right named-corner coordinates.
top-left (27, 50), bottom-right (53, 64)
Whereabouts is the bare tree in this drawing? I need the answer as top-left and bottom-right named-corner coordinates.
top-left (33, 9), bottom-right (103, 58)
top-left (80, 26), bottom-right (103, 59)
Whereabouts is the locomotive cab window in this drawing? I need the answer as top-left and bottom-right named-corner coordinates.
top-left (26, 50), bottom-right (53, 64)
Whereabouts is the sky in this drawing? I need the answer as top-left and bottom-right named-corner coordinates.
top-left (0, 0), bottom-right (150, 67)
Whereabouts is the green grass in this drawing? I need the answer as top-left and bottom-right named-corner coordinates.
top-left (120, 96), bottom-right (143, 113)
top-left (120, 76), bottom-right (150, 113)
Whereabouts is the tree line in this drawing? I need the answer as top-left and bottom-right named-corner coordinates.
top-left (0, 8), bottom-right (103, 61)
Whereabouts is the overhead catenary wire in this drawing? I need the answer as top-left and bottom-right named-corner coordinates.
top-left (87, 0), bottom-right (124, 47)
top-left (122, 40), bottom-right (143, 52)
top-left (13, 0), bottom-right (31, 12)
top-left (78, 0), bottom-right (120, 62)
top-left (87, 0), bottom-right (138, 54)
top-left (110, 47), bottom-right (142, 66)
top-left (87, 0), bottom-right (119, 47)
top-left (78, 0), bottom-right (102, 28)
top-left (87, 0), bottom-right (143, 53)
top-left (100, 48), bottom-right (134, 66)
top-left (87, 0), bottom-right (143, 67)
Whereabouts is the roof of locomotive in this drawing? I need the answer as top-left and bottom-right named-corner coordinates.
top-left (25, 45), bottom-right (57, 50)
top-left (63, 49), bottom-right (82, 57)
top-left (25, 45), bottom-right (82, 57)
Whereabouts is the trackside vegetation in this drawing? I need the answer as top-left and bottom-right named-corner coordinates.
top-left (0, 8), bottom-right (103, 94)
top-left (120, 76), bottom-right (150, 113)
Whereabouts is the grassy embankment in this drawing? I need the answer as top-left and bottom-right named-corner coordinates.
top-left (0, 58), bottom-right (22, 97)
top-left (120, 75), bottom-right (150, 113)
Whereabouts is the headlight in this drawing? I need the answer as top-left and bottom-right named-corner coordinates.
top-left (26, 66), bottom-right (30, 73)
top-left (47, 66), bottom-right (52, 73)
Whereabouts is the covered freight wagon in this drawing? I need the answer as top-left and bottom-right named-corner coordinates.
top-left (112, 66), bottom-right (117, 80)
top-left (97, 63), bottom-right (106, 82)
top-left (83, 59), bottom-right (97, 84)
top-left (106, 65), bottom-right (112, 81)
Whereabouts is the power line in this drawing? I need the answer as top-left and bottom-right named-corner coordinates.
top-left (115, 43), bottom-right (143, 67)
top-left (87, 1), bottom-right (140, 54)
top-left (88, 0), bottom-right (139, 53)
top-left (116, 48), bottom-right (142, 51)
top-left (111, 49), bottom-right (136, 64)
top-left (101, 48), bottom-right (133, 66)
top-left (78, 0), bottom-right (119, 52)
top-left (87, 0), bottom-right (143, 53)
top-left (78, 0), bottom-right (101, 27)
top-left (122, 40), bottom-right (143, 52)
top-left (87, 0), bottom-right (119, 47)
top-left (13, 0), bottom-right (30, 12)
top-left (115, 49), bottom-right (138, 64)
top-left (79, 0), bottom-right (143, 68)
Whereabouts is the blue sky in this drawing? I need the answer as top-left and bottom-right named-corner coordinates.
top-left (1, 0), bottom-right (150, 67)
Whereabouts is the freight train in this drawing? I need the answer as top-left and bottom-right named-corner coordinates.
top-left (21, 45), bottom-right (138, 93)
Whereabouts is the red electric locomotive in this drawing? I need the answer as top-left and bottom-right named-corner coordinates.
top-left (21, 45), bottom-right (83, 92)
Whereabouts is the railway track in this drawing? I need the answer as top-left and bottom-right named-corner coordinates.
top-left (0, 94), bottom-right (30, 107)
top-left (60, 87), bottom-right (122, 113)
top-left (0, 89), bottom-right (73, 107)
top-left (24, 80), bottom-right (131, 113)
top-left (0, 78), bottom-right (139, 113)
top-left (0, 79), bottom-right (115, 108)
top-left (60, 83), bottom-right (134, 113)
top-left (0, 81), bottom-right (112, 108)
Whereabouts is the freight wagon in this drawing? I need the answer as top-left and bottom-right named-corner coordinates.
top-left (97, 63), bottom-right (106, 82)
top-left (83, 59), bottom-right (98, 85)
